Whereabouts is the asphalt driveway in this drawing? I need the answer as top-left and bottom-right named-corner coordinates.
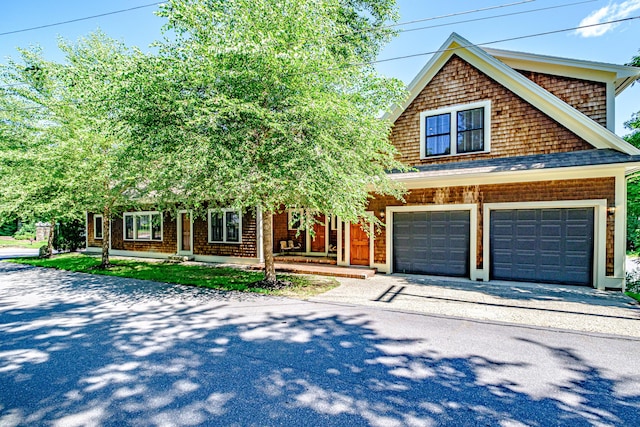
top-left (1, 262), bottom-right (639, 426)
top-left (313, 274), bottom-right (640, 337)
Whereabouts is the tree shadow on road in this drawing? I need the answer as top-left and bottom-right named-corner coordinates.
top-left (0, 263), bottom-right (638, 426)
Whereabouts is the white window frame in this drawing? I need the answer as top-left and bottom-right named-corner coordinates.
top-left (208, 209), bottom-right (242, 244)
top-left (94, 214), bottom-right (103, 240)
top-left (419, 100), bottom-right (491, 159)
top-left (123, 211), bottom-right (163, 242)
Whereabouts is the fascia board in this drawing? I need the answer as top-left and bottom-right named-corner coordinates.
top-left (450, 39), bottom-right (640, 155)
top-left (389, 163), bottom-right (638, 188)
top-left (483, 47), bottom-right (640, 94)
top-left (383, 33), bottom-right (463, 123)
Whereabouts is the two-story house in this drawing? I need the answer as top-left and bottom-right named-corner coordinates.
top-left (86, 33), bottom-right (640, 290)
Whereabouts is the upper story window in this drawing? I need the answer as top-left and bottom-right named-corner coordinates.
top-left (94, 215), bottom-right (103, 240)
top-left (208, 209), bottom-right (242, 243)
top-left (124, 212), bottom-right (162, 241)
top-left (420, 101), bottom-right (491, 159)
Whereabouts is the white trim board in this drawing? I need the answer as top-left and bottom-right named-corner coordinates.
top-left (384, 32), bottom-right (640, 156)
top-left (382, 204), bottom-right (479, 280)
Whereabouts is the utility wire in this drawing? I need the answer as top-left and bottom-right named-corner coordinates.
top-left (397, 0), bottom-right (597, 35)
top-left (0, 2), bottom-right (163, 37)
top-left (374, 15), bottom-right (640, 64)
top-left (1, 15), bottom-right (638, 113)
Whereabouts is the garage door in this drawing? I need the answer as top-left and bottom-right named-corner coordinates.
top-left (490, 208), bottom-right (594, 286)
top-left (393, 211), bottom-right (470, 276)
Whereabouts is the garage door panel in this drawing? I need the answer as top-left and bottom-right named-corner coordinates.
top-left (490, 208), bottom-right (593, 286)
top-left (393, 210), bottom-right (470, 277)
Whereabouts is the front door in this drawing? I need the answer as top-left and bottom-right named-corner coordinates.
top-left (181, 212), bottom-right (191, 252)
top-left (350, 223), bottom-right (370, 266)
top-left (311, 214), bottom-right (326, 253)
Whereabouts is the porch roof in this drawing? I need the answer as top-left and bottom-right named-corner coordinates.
top-left (390, 149), bottom-right (640, 179)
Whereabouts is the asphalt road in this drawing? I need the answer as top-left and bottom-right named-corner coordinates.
top-left (1, 262), bottom-right (639, 426)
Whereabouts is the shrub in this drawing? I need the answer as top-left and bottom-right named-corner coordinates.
top-left (626, 258), bottom-right (640, 293)
top-left (13, 223), bottom-right (36, 240)
top-left (54, 219), bottom-right (85, 252)
top-left (0, 219), bottom-right (19, 236)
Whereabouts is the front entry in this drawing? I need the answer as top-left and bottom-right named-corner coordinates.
top-left (180, 212), bottom-right (191, 252)
top-left (311, 214), bottom-right (326, 252)
top-left (350, 223), bottom-right (370, 266)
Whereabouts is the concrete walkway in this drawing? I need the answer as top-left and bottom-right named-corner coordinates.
top-left (312, 274), bottom-right (640, 337)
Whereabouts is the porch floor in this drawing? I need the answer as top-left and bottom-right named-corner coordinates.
top-left (275, 254), bottom-right (337, 265)
top-left (254, 261), bottom-right (376, 279)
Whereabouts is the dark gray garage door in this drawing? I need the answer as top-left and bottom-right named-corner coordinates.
top-left (393, 211), bottom-right (470, 276)
top-left (490, 208), bottom-right (594, 286)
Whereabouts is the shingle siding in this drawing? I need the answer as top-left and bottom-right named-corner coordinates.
top-left (391, 55), bottom-right (595, 167)
top-left (369, 177), bottom-right (616, 275)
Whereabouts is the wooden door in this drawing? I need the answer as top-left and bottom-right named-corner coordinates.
top-left (311, 214), bottom-right (326, 253)
top-left (350, 223), bottom-right (370, 266)
top-left (181, 213), bottom-right (191, 251)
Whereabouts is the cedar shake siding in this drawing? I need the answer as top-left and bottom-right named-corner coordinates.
top-left (192, 213), bottom-right (258, 258)
top-left (391, 55), bottom-right (594, 166)
top-left (515, 70), bottom-right (607, 127)
top-left (273, 211), bottom-right (307, 254)
top-left (368, 177), bottom-right (617, 275)
top-left (111, 213), bottom-right (177, 253)
top-left (87, 212), bottom-right (101, 248)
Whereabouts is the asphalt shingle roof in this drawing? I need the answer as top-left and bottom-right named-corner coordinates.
top-left (391, 149), bottom-right (640, 178)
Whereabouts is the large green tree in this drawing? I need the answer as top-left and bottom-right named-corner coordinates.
top-left (625, 49), bottom-right (640, 251)
top-left (0, 32), bottom-right (149, 266)
top-left (123, 0), bottom-right (408, 283)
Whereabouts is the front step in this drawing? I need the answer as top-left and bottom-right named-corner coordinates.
top-left (167, 254), bottom-right (195, 263)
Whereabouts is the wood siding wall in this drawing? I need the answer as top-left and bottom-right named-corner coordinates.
top-left (368, 177), bottom-right (616, 275)
top-left (391, 55), bottom-right (594, 167)
top-left (516, 70), bottom-right (607, 127)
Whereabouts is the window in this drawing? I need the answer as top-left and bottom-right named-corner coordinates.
top-left (208, 209), bottom-right (242, 243)
top-left (123, 212), bottom-right (162, 241)
top-left (420, 101), bottom-right (491, 158)
top-left (288, 209), bottom-right (304, 230)
top-left (94, 215), bottom-right (103, 240)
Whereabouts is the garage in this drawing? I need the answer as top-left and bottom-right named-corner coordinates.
top-left (489, 208), bottom-right (594, 286)
top-left (393, 210), bottom-right (470, 276)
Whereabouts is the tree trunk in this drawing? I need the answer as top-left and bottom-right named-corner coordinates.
top-left (262, 210), bottom-right (276, 283)
top-left (45, 219), bottom-right (55, 258)
top-left (101, 206), bottom-right (111, 268)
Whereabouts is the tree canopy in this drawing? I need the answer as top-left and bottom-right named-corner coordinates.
top-left (122, 0), bottom-right (408, 281)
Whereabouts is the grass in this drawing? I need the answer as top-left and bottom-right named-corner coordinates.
top-left (5, 252), bottom-right (338, 298)
top-left (625, 292), bottom-right (640, 303)
top-left (0, 238), bottom-right (43, 249)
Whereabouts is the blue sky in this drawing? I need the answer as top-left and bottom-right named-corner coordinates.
top-left (1, 0), bottom-right (639, 135)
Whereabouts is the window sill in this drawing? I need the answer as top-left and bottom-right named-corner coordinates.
top-left (420, 150), bottom-right (490, 160)
top-left (123, 239), bottom-right (163, 242)
top-left (208, 241), bottom-right (243, 245)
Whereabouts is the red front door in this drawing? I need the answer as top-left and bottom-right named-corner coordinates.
top-left (350, 223), bottom-right (370, 266)
top-left (181, 213), bottom-right (191, 251)
top-left (311, 214), bottom-right (326, 252)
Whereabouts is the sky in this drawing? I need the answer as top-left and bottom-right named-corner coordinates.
top-left (1, 0), bottom-right (639, 135)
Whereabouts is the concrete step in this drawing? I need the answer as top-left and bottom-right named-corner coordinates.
top-left (167, 255), bottom-right (195, 263)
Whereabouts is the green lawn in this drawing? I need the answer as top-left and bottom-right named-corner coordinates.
top-left (0, 238), bottom-right (43, 249)
top-left (626, 292), bottom-right (640, 303)
top-left (5, 253), bottom-right (338, 297)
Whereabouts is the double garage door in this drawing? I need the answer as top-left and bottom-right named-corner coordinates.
top-left (392, 207), bottom-right (594, 286)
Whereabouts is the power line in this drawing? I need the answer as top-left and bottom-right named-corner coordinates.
top-left (0, 2), bottom-right (163, 37)
top-left (379, 0), bottom-right (536, 29)
top-left (1, 15), bottom-right (638, 113)
top-left (374, 15), bottom-right (640, 64)
top-left (397, 0), bottom-right (598, 35)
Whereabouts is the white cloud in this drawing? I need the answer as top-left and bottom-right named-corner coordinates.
top-left (576, 0), bottom-right (640, 37)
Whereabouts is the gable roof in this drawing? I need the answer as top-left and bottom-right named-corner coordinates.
top-left (482, 47), bottom-right (640, 96)
top-left (385, 33), bottom-right (640, 156)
